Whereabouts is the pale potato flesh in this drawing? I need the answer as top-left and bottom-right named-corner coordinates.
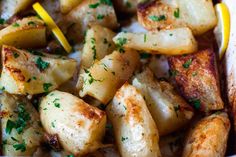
top-left (0, 0), bottom-right (33, 19)
top-left (79, 49), bottom-right (139, 104)
top-left (40, 90), bottom-right (106, 156)
top-left (106, 83), bottom-right (161, 157)
top-left (0, 93), bottom-right (43, 156)
top-left (132, 68), bottom-right (194, 136)
top-left (182, 113), bottom-right (230, 157)
top-left (59, 0), bottom-right (82, 14)
top-left (0, 45), bottom-right (77, 95)
top-left (81, 25), bottom-right (116, 69)
top-left (113, 27), bottom-right (198, 55)
top-left (137, 0), bottom-right (217, 35)
top-left (0, 17), bottom-right (47, 48)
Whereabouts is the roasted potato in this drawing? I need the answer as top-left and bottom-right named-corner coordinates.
top-left (79, 49), bottom-right (139, 104)
top-left (0, 45), bottom-right (77, 95)
top-left (65, 0), bottom-right (118, 43)
top-left (168, 49), bottom-right (224, 112)
top-left (81, 25), bottom-right (116, 69)
top-left (40, 90), bottom-right (106, 156)
top-left (59, 0), bottom-right (82, 14)
top-left (0, 0), bottom-right (33, 20)
top-left (113, 27), bottom-right (198, 55)
top-left (137, 0), bottom-right (217, 35)
top-left (0, 17), bottom-right (46, 48)
top-left (0, 92), bottom-right (43, 156)
top-left (106, 83), bottom-right (161, 157)
top-left (182, 112), bottom-right (230, 157)
top-left (132, 68), bottom-right (194, 136)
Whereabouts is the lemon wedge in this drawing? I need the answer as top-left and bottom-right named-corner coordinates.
top-left (214, 3), bottom-right (230, 60)
top-left (32, 2), bottom-right (72, 53)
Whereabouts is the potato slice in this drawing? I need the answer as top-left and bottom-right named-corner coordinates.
top-left (0, 92), bottom-right (43, 156)
top-left (59, 0), bottom-right (82, 14)
top-left (182, 112), bottom-right (230, 157)
top-left (0, 17), bottom-right (46, 48)
top-left (137, 0), bottom-right (217, 35)
top-left (168, 49), bottom-right (224, 112)
top-left (0, 0), bottom-right (33, 20)
top-left (106, 83), bottom-right (161, 157)
top-left (40, 90), bottom-right (106, 156)
top-left (64, 0), bottom-right (118, 43)
top-left (0, 45), bottom-right (77, 95)
top-left (79, 49), bottom-right (139, 104)
top-left (113, 27), bottom-right (197, 55)
top-left (132, 68), bottom-right (194, 136)
top-left (81, 25), bottom-right (116, 69)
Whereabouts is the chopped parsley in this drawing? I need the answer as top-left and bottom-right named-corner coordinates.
top-left (91, 38), bottom-right (97, 60)
top-left (13, 51), bottom-right (19, 58)
top-left (121, 137), bottom-right (128, 142)
top-left (32, 76), bottom-right (37, 80)
top-left (89, 3), bottom-right (100, 8)
top-left (28, 50), bottom-right (45, 56)
top-left (54, 103), bottom-right (60, 108)
top-left (13, 140), bottom-right (26, 152)
top-left (174, 8), bottom-right (180, 18)
top-left (97, 14), bottom-right (105, 20)
top-left (149, 15), bottom-right (166, 22)
top-left (84, 69), bottom-right (102, 84)
top-left (192, 71), bottom-right (198, 77)
top-left (51, 121), bottom-right (55, 128)
top-left (67, 155), bottom-right (74, 157)
top-left (116, 37), bottom-right (127, 53)
top-left (144, 34), bottom-right (147, 42)
top-left (0, 18), bottom-right (5, 24)
top-left (43, 83), bottom-right (53, 92)
top-left (190, 99), bottom-right (201, 109)
top-left (169, 69), bottom-right (179, 77)
top-left (140, 52), bottom-right (151, 59)
top-left (12, 23), bottom-right (20, 27)
top-left (28, 21), bottom-right (36, 26)
top-left (6, 103), bottom-right (31, 135)
top-left (182, 59), bottom-right (192, 69)
top-left (35, 57), bottom-right (50, 71)
top-left (100, 0), bottom-right (113, 6)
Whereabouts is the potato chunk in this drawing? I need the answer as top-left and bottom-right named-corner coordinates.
top-left (137, 0), bottom-right (217, 35)
top-left (0, 17), bottom-right (46, 48)
top-left (65, 0), bottom-right (118, 43)
top-left (168, 49), bottom-right (224, 112)
top-left (40, 90), bottom-right (106, 156)
top-left (59, 0), bottom-right (82, 14)
top-left (182, 113), bottom-right (230, 157)
top-left (79, 49), bottom-right (139, 104)
top-left (132, 68), bottom-right (194, 136)
top-left (0, 93), bottom-right (43, 156)
top-left (0, 0), bottom-right (33, 20)
top-left (113, 27), bottom-right (197, 55)
top-left (106, 83), bottom-right (161, 157)
top-left (0, 45), bottom-right (77, 95)
top-left (81, 25), bottom-right (116, 69)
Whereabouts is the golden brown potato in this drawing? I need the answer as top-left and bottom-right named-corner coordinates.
top-left (106, 83), bottom-right (161, 157)
top-left (137, 0), bottom-right (217, 35)
top-left (168, 49), bottom-right (224, 112)
top-left (0, 45), bottom-right (77, 95)
top-left (0, 92), bottom-right (44, 156)
top-left (81, 25), bottom-right (116, 69)
top-left (113, 27), bottom-right (198, 55)
top-left (182, 112), bottom-right (230, 157)
top-left (0, 17), bottom-right (46, 48)
top-left (40, 90), bottom-right (106, 156)
top-left (132, 68), bottom-right (194, 136)
top-left (0, 0), bottom-right (33, 19)
top-left (65, 0), bottom-right (118, 43)
top-left (59, 0), bottom-right (82, 14)
top-left (79, 49), bottom-right (139, 104)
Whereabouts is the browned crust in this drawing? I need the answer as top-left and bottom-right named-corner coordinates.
top-left (168, 49), bottom-right (223, 112)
